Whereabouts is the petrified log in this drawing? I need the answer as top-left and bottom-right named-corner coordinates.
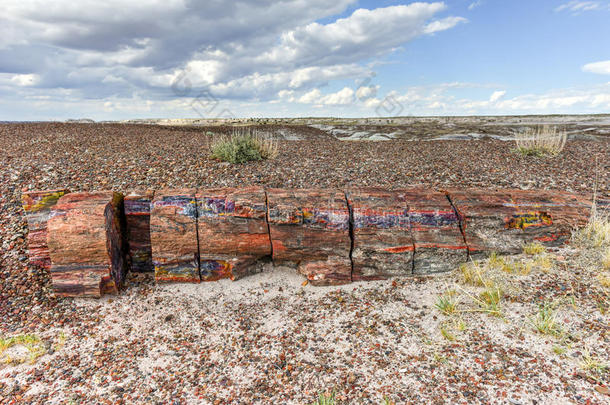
top-left (346, 188), bottom-right (412, 280)
top-left (150, 189), bottom-right (199, 283)
top-left (507, 189), bottom-right (591, 245)
top-left (21, 189), bottom-right (69, 269)
top-left (447, 189), bottom-right (592, 259)
top-left (267, 189), bottom-right (351, 285)
top-left (403, 189), bottom-right (468, 274)
top-left (47, 192), bottom-right (128, 297)
top-left (197, 187), bottom-right (271, 281)
top-left (124, 190), bottom-right (155, 272)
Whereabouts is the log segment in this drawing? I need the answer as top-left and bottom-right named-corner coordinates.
top-left (150, 189), bottom-right (199, 283)
top-left (447, 189), bottom-right (592, 260)
top-left (124, 190), bottom-right (155, 272)
top-left (346, 188), bottom-right (413, 280)
top-left (196, 187), bottom-right (271, 281)
top-left (404, 189), bottom-right (468, 274)
top-left (47, 192), bottom-right (128, 297)
top-left (267, 189), bottom-right (351, 285)
top-left (21, 189), bottom-right (69, 269)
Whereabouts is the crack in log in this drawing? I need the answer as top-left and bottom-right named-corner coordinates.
top-left (264, 190), bottom-right (274, 262)
top-left (344, 190), bottom-right (354, 282)
top-left (445, 191), bottom-right (470, 262)
top-left (194, 194), bottom-right (202, 281)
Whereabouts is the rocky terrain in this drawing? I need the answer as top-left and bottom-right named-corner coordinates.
top-left (0, 122), bottom-right (608, 404)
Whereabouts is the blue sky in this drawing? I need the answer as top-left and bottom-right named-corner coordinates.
top-left (1, 0), bottom-right (609, 120)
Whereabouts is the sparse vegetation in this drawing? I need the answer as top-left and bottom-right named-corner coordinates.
top-left (0, 334), bottom-right (46, 365)
top-left (572, 207), bottom-right (610, 303)
top-left (477, 285), bottom-right (503, 317)
top-left (312, 392), bottom-right (336, 405)
top-left (440, 325), bottom-right (456, 341)
top-left (523, 241), bottom-right (545, 255)
top-left (533, 254), bottom-right (554, 273)
top-left (573, 211), bottom-right (610, 250)
top-left (580, 348), bottom-right (608, 381)
top-left (435, 291), bottom-right (460, 315)
top-left (514, 125), bottom-right (567, 156)
top-left (381, 396), bottom-right (395, 405)
top-left (603, 248), bottom-right (610, 270)
top-left (459, 261), bottom-right (488, 287)
top-left (210, 128), bottom-right (278, 164)
top-left (530, 302), bottom-right (562, 336)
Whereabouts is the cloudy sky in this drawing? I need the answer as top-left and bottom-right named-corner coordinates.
top-left (1, 0), bottom-right (610, 120)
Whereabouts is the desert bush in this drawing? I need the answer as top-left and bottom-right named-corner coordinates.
top-left (210, 128), bottom-right (278, 164)
top-left (514, 125), bottom-right (567, 156)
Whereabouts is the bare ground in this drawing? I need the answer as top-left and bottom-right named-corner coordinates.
top-left (0, 123), bottom-right (608, 404)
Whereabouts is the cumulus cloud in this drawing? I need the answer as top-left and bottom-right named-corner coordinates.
top-left (583, 60), bottom-right (610, 75)
top-left (386, 82), bottom-right (610, 115)
top-left (0, 0), bottom-right (465, 114)
top-left (489, 90), bottom-right (506, 103)
top-left (356, 85), bottom-right (379, 100)
top-left (298, 87), bottom-right (355, 105)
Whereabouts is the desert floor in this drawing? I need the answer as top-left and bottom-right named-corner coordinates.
top-left (0, 122), bottom-right (608, 404)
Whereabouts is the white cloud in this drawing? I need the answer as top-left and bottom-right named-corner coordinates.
top-left (489, 90), bottom-right (506, 103)
top-left (320, 87), bottom-right (355, 105)
top-left (468, 1), bottom-right (484, 10)
top-left (298, 87), bottom-right (355, 105)
top-left (386, 82), bottom-right (610, 115)
top-left (0, 0), bottom-right (465, 115)
top-left (11, 73), bottom-right (40, 86)
top-left (583, 60), bottom-right (610, 75)
top-left (356, 85), bottom-right (378, 100)
top-left (555, 1), bottom-right (610, 13)
top-left (299, 89), bottom-right (322, 104)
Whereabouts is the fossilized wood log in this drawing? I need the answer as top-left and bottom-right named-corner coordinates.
top-left (346, 188), bottom-right (413, 280)
top-left (124, 190), bottom-right (155, 272)
top-left (403, 189), bottom-right (468, 274)
top-left (47, 192), bottom-right (128, 297)
top-left (267, 188), bottom-right (351, 285)
top-left (447, 188), bottom-right (592, 259)
top-left (197, 187), bottom-right (271, 281)
top-left (21, 189), bottom-right (69, 269)
top-left (150, 189), bottom-right (199, 283)
top-left (24, 186), bottom-right (598, 294)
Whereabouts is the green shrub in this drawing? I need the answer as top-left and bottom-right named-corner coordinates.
top-left (210, 128), bottom-right (277, 164)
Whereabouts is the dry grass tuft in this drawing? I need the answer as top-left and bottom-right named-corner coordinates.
top-left (0, 334), bottom-right (46, 365)
top-left (435, 290), bottom-right (460, 315)
top-left (529, 302), bottom-right (562, 337)
top-left (459, 261), bottom-right (489, 287)
top-left (514, 125), bottom-right (567, 156)
top-left (580, 348), bottom-right (609, 381)
top-left (523, 241), bottom-right (545, 256)
top-left (572, 208), bottom-right (610, 285)
top-left (312, 392), bottom-right (336, 405)
top-left (210, 128), bottom-right (278, 164)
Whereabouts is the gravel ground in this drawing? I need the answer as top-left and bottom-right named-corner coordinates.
top-left (0, 123), bottom-right (609, 404)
